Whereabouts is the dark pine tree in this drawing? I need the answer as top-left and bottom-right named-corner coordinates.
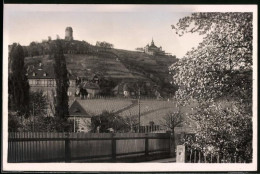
top-left (52, 40), bottom-right (70, 131)
top-left (8, 43), bottom-right (30, 116)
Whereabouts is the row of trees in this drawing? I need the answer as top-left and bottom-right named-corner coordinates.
top-left (21, 39), bottom-right (115, 58)
top-left (8, 40), bottom-right (73, 132)
top-left (96, 41), bottom-right (114, 49)
top-left (23, 39), bottom-right (93, 57)
top-left (170, 13), bottom-right (253, 162)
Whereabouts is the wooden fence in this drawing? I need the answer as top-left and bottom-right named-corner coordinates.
top-left (8, 132), bottom-right (171, 163)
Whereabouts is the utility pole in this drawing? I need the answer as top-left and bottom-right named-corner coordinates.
top-left (138, 87), bottom-right (141, 133)
top-left (32, 102), bottom-right (35, 132)
top-left (74, 115), bottom-right (76, 133)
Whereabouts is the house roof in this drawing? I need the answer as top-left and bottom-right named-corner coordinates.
top-left (83, 82), bottom-right (100, 90)
top-left (27, 63), bottom-right (76, 80)
top-left (27, 63), bottom-right (55, 79)
top-left (69, 100), bottom-right (91, 117)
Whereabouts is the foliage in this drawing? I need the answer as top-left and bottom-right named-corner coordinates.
top-left (170, 12), bottom-right (252, 102)
top-left (98, 78), bottom-right (117, 96)
top-left (160, 110), bottom-right (185, 155)
top-left (9, 91), bottom-right (74, 132)
top-left (170, 13), bottom-right (253, 162)
top-left (124, 115), bottom-right (139, 133)
top-left (90, 111), bottom-right (130, 133)
top-left (8, 112), bottom-right (22, 132)
top-left (136, 47), bottom-right (144, 52)
top-left (29, 91), bottom-right (48, 116)
top-left (51, 40), bottom-right (71, 131)
top-left (161, 110), bottom-right (184, 131)
top-left (96, 41), bottom-right (114, 49)
top-left (185, 100), bottom-right (252, 162)
top-left (8, 43), bottom-right (30, 116)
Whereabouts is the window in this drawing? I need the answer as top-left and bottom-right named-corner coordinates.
top-left (36, 80), bottom-right (40, 85)
top-left (47, 80), bottom-right (54, 87)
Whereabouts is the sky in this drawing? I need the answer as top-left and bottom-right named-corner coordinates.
top-left (3, 4), bottom-right (255, 58)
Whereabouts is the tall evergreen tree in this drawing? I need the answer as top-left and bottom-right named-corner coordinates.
top-left (52, 40), bottom-right (70, 131)
top-left (8, 43), bottom-right (30, 115)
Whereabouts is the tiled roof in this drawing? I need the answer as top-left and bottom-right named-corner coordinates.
top-left (27, 63), bottom-right (76, 80)
top-left (69, 100), bottom-right (91, 117)
top-left (27, 63), bottom-right (55, 79)
top-left (83, 82), bottom-right (100, 90)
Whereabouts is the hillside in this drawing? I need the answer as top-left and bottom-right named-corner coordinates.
top-left (72, 98), bottom-right (198, 133)
top-left (23, 39), bottom-right (178, 97)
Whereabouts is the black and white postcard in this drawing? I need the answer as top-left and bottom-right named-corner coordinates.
top-left (2, 4), bottom-right (258, 172)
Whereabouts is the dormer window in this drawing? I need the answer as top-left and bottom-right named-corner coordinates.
top-left (32, 72), bottom-right (36, 76)
top-left (38, 63), bottom-right (43, 70)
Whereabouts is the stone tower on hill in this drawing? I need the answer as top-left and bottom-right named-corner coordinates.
top-left (65, 27), bottom-right (73, 41)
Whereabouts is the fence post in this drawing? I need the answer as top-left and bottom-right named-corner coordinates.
top-left (176, 145), bottom-right (186, 163)
top-left (194, 150), bottom-right (197, 163)
top-left (145, 133), bottom-right (149, 158)
top-left (64, 132), bottom-right (71, 163)
top-left (167, 131), bottom-right (171, 155)
top-left (111, 133), bottom-right (116, 162)
top-left (167, 131), bottom-right (174, 157)
top-left (189, 149), bottom-right (192, 163)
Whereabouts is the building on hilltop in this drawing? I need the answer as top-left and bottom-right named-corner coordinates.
top-left (144, 38), bottom-right (166, 56)
top-left (65, 27), bottom-right (73, 41)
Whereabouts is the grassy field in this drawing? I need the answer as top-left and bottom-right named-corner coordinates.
top-left (74, 98), bottom-right (198, 126)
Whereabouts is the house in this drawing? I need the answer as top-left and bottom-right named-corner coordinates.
top-left (82, 82), bottom-right (100, 97)
top-left (69, 100), bottom-right (92, 132)
top-left (26, 63), bottom-right (77, 116)
top-left (112, 82), bottom-right (134, 97)
top-left (123, 83), bottom-right (130, 97)
top-left (27, 62), bottom-right (77, 97)
top-left (144, 38), bottom-right (166, 56)
top-left (90, 74), bottom-right (101, 84)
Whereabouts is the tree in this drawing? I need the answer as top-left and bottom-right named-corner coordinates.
top-left (8, 43), bottom-right (30, 116)
top-left (90, 111), bottom-right (130, 133)
top-left (136, 47), bottom-right (144, 52)
top-left (185, 100), bottom-right (252, 162)
top-left (28, 41), bottom-right (40, 57)
top-left (124, 113), bottom-right (139, 133)
top-left (96, 41), bottom-right (114, 49)
top-left (170, 13), bottom-right (252, 102)
top-left (51, 40), bottom-right (70, 132)
top-left (26, 91), bottom-right (48, 131)
top-left (170, 13), bottom-right (253, 162)
top-left (160, 110), bottom-right (184, 156)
